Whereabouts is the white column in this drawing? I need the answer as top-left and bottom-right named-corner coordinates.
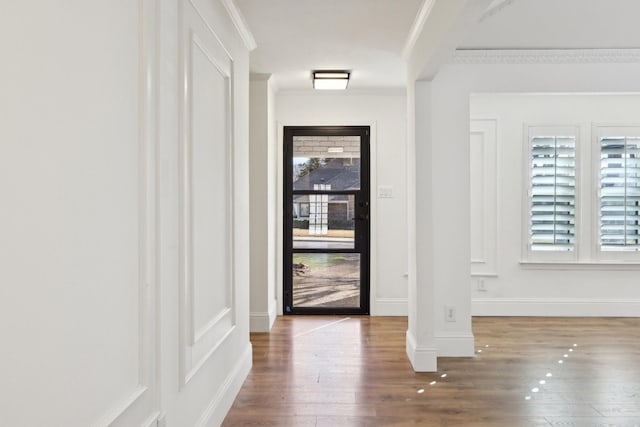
top-left (406, 80), bottom-right (438, 371)
top-left (430, 74), bottom-right (475, 356)
top-left (249, 74), bottom-right (277, 332)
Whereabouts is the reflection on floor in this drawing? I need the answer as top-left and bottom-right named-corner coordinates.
top-left (224, 316), bottom-right (640, 426)
top-left (293, 253), bottom-right (360, 307)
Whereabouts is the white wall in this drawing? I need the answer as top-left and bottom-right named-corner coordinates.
top-left (407, 54), bottom-right (640, 369)
top-left (0, 2), bottom-right (158, 425)
top-left (276, 90), bottom-right (409, 316)
top-left (159, 0), bottom-right (253, 425)
top-left (0, 0), bottom-right (252, 425)
top-left (470, 93), bottom-right (640, 316)
top-left (424, 55), bottom-right (640, 325)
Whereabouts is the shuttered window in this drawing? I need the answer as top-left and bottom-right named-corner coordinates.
top-left (529, 130), bottom-right (576, 252)
top-left (599, 134), bottom-right (640, 252)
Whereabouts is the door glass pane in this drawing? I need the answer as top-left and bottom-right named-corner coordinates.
top-left (292, 194), bottom-right (355, 249)
top-left (292, 136), bottom-right (361, 191)
top-left (292, 253), bottom-right (360, 308)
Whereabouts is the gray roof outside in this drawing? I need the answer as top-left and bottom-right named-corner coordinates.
top-left (293, 158), bottom-right (360, 191)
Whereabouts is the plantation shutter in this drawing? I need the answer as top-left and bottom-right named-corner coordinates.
top-left (599, 135), bottom-right (640, 251)
top-left (530, 134), bottom-right (576, 251)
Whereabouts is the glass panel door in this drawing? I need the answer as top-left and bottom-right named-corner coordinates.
top-left (284, 126), bottom-right (370, 314)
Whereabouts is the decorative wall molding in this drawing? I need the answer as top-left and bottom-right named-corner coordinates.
top-left (136, 0), bottom-right (159, 416)
top-left (140, 411), bottom-right (161, 427)
top-left (185, 326), bottom-right (236, 384)
top-left (473, 298), bottom-right (640, 317)
top-left (195, 343), bottom-right (252, 427)
top-left (470, 118), bottom-right (498, 276)
top-left (219, 0), bottom-right (257, 51)
top-left (179, 0), bottom-right (237, 387)
top-left (452, 49), bottom-right (640, 65)
top-left (189, 0), bottom-right (234, 59)
top-left (187, 33), bottom-right (234, 349)
top-left (95, 386), bottom-right (148, 426)
top-left (95, 0), bottom-right (160, 424)
top-left (478, 0), bottom-right (517, 22)
top-left (402, 0), bottom-right (436, 61)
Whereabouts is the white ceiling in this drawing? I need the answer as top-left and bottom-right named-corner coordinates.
top-left (460, 0), bottom-right (640, 50)
top-left (235, 0), bottom-right (422, 90)
top-left (235, 0), bottom-right (640, 91)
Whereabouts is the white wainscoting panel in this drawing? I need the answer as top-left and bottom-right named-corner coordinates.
top-left (190, 34), bottom-right (232, 343)
top-left (470, 118), bottom-right (498, 276)
top-left (96, 0), bottom-right (160, 425)
top-left (180, 0), bottom-right (236, 386)
top-left (194, 343), bottom-right (252, 427)
top-left (470, 130), bottom-right (486, 262)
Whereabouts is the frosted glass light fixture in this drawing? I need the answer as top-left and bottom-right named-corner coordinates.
top-left (313, 70), bottom-right (350, 90)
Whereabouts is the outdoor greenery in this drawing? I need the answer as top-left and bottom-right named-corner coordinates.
top-left (298, 157), bottom-right (326, 177)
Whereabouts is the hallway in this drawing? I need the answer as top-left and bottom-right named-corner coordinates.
top-left (224, 316), bottom-right (640, 426)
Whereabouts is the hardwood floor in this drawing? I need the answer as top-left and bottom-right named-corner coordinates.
top-left (223, 316), bottom-right (640, 426)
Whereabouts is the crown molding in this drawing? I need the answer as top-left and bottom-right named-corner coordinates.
top-left (451, 48), bottom-right (640, 64)
top-left (220, 0), bottom-right (257, 51)
top-left (402, 0), bottom-right (436, 61)
top-left (478, 0), bottom-right (516, 22)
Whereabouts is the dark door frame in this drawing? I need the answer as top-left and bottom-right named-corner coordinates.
top-left (283, 125), bottom-right (370, 315)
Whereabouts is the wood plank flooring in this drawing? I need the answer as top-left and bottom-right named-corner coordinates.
top-left (223, 316), bottom-right (640, 426)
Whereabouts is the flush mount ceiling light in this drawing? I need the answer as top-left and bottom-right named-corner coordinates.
top-left (312, 70), bottom-right (350, 90)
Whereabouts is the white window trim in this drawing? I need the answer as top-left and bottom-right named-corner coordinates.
top-left (519, 260), bottom-right (640, 270)
top-left (592, 123), bottom-right (640, 262)
top-left (522, 124), bottom-right (580, 263)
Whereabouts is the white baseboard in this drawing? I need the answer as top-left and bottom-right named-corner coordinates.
top-left (196, 343), bottom-right (252, 427)
top-left (373, 298), bottom-right (408, 316)
top-left (473, 298), bottom-right (640, 317)
top-left (435, 333), bottom-right (475, 357)
top-left (406, 330), bottom-right (438, 372)
top-left (249, 304), bottom-right (277, 332)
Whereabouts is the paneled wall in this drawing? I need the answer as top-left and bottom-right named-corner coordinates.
top-left (179, 0), bottom-right (238, 387)
top-left (0, 0), bottom-right (252, 425)
top-left (470, 93), bottom-right (640, 316)
top-left (425, 56), bottom-right (640, 322)
top-left (0, 1), bottom-right (158, 425)
top-left (470, 119), bottom-right (498, 277)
